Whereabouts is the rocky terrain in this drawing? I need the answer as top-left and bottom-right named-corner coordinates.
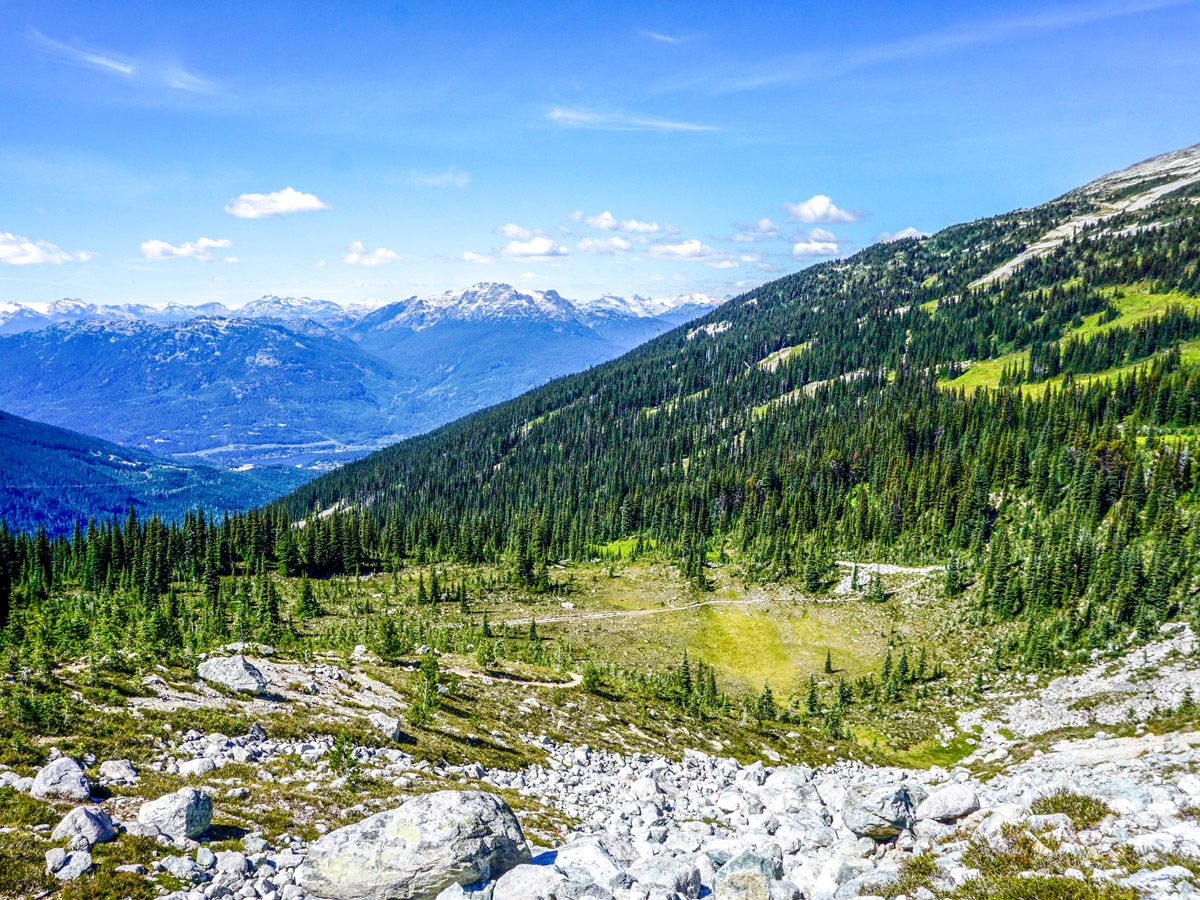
top-left (4, 628), bottom-right (1200, 899)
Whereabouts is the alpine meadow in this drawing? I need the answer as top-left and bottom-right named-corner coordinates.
top-left (3, 4), bottom-right (1200, 900)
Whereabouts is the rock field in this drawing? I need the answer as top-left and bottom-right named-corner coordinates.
top-left (6, 627), bottom-right (1200, 899)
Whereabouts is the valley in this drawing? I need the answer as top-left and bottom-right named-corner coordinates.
top-left (2, 142), bottom-right (1200, 899)
top-left (0, 286), bottom-right (720, 469)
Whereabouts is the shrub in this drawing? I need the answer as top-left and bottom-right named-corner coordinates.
top-left (1031, 790), bottom-right (1112, 829)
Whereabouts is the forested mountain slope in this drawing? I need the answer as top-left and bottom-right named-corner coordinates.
top-left (253, 143), bottom-right (1200, 639)
top-left (0, 410), bottom-right (309, 534)
top-left (2, 143), bottom-right (1198, 662)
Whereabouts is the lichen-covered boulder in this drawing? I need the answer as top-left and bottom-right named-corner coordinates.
top-left (31, 757), bottom-right (90, 802)
top-left (842, 781), bottom-right (928, 840)
top-left (197, 655), bottom-right (269, 694)
top-left (916, 783), bottom-right (981, 823)
top-left (138, 787), bottom-right (213, 839)
top-left (296, 790), bottom-right (530, 900)
top-left (52, 806), bottom-right (116, 846)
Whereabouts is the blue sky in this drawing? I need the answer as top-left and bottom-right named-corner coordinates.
top-left (1, 0), bottom-right (1198, 306)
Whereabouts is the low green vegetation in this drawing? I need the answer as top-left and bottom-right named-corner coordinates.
top-left (1030, 789), bottom-right (1114, 829)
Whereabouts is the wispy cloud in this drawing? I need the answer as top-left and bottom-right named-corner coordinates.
top-left (639, 30), bottom-right (688, 44)
top-left (577, 236), bottom-right (633, 254)
top-left (28, 28), bottom-right (219, 94)
top-left (732, 217), bottom-right (782, 242)
top-left (649, 239), bottom-right (740, 268)
top-left (407, 168), bottom-right (470, 188)
top-left (225, 187), bottom-right (330, 219)
top-left (546, 106), bottom-right (718, 133)
top-left (140, 236), bottom-right (232, 261)
top-left (682, 0), bottom-right (1195, 92)
top-left (0, 231), bottom-right (93, 265)
top-left (461, 251), bottom-right (494, 264)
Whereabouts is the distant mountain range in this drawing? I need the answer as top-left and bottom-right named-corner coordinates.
top-left (0, 409), bottom-right (309, 534)
top-left (0, 284), bottom-right (721, 468)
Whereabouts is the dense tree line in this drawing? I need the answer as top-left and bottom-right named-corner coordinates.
top-left (1, 179), bottom-right (1198, 675)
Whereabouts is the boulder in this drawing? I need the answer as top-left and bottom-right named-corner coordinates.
top-left (51, 806), bottom-right (116, 846)
top-left (916, 783), bottom-right (980, 823)
top-left (493, 862), bottom-right (568, 899)
top-left (31, 757), bottom-right (90, 802)
top-left (714, 849), bottom-right (785, 899)
top-left (159, 854), bottom-right (208, 883)
top-left (46, 848), bottom-right (93, 881)
top-left (178, 758), bottom-right (218, 778)
top-left (296, 790), bottom-right (530, 900)
top-left (138, 787), bottom-right (213, 839)
top-left (368, 711), bottom-right (405, 742)
top-left (842, 782), bottom-right (927, 840)
top-left (99, 759), bottom-right (139, 783)
top-left (629, 856), bottom-right (702, 898)
top-left (215, 850), bottom-right (250, 875)
top-left (197, 655), bottom-right (269, 694)
top-left (553, 836), bottom-right (626, 886)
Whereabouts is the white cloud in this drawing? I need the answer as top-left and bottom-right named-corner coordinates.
top-left (225, 187), bottom-right (330, 219)
top-left (344, 242), bottom-right (399, 266)
top-left (497, 223), bottom-right (534, 239)
top-left (140, 236), bottom-right (232, 261)
top-left (546, 107), bottom-right (718, 133)
top-left (585, 210), bottom-right (663, 234)
top-left (578, 236), bottom-right (632, 254)
top-left (792, 228), bottom-right (842, 257)
top-left (314, 260), bottom-right (328, 268)
top-left (645, 238), bottom-right (740, 268)
top-left (408, 168), bottom-right (470, 188)
top-left (462, 250), bottom-right (494, 264)
top-left (223, 256), bottom-right (239, 264)
top-left (783, 195), bottom-right (860, 224)
top-left (733, 217), bottom-right (781, 242)
top-left (876, 226), bottom-right (931, 243)
top-left (649, 239), bottom-right (717, 260)
top-left (501, 236), bottom-right (570, 259)
top-left (0, 231), bottom-right (93, 265)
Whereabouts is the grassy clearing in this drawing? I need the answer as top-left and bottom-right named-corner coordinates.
top-left (941, 286), bottom-right (1200, 394)
top-left (891, 731), bottom-right (977, 769)
top-left (757, 342), bottom-right (811, 372)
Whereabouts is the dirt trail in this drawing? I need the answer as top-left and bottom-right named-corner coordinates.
top-left (496, 595), bottom-right (771, 628)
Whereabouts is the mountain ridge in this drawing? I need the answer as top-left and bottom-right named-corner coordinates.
top-left (0, 283), bottom-right (722, 469)
top-left (0, 283), bottom-right (723, 334)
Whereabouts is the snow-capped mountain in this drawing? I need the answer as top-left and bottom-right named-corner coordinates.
top-left (0, 282), bottom-right (724, 467)
top-left (356, 283), bottom-right (585, 333)
top-left (574, 290), bottom-right (723, 350)
top-left (235, 295), bottom-right (350, 323)
top-left (576, 291), bottom-right (722, 320)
